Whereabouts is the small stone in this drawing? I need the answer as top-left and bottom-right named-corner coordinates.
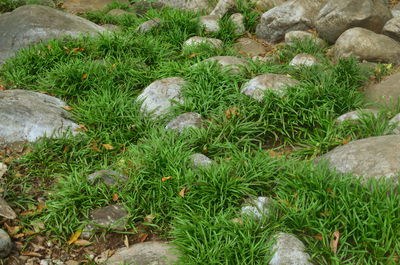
top-left (136, 18), bottom-right (163, 33)
top-left (65, 260), bottom-right (80, 265)
top-left (234, 37), bottom-right (269, 57)
top-left (241, 197), bottom-right (273, 220)
top-left (0, 197), bottom-right (17, 219)
top-left (183, 36), bottom-right (223, 49)
top-left (199, 56), bottom-right (249, 74)
top-left (285, 31), bottom-right (326, 48)
top-left (210, 0), bottom-right (236, 17)
top-left (383, 16), bottom-right (400, 42)
top-left (165, 113), bottom-right (204, 133)
top-left (87, 170), bottom-right (128, 187)
top-left (106, 9), bottom-right (134, 16)
top-left (130, 1), bottom-right (165, 15)
top-left (230, 13), bottom-right (246, 35)
top-left (0, 229), bottom-right (12, 258)
top-left (269, 232), bottom-right (313, 265)
top-left (289, 53), bottom-right (318, 67)
top-left (0, 162), bottom-right (7, 178)
top-left (336, 109), bottom-right (378, 124)
top-left (199, 15), bottom-right (220, 33)
top-left (389, 113), bottom-right (400, 134)
top-left (101, 24), bottom-right (120, 32)
top-left (189, 153), bottom-right (214, 169)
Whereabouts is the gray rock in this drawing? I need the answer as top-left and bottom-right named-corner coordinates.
top-left (383, 16), bottom-right (400, 41)
top-left (137, 77), bottom-right (186, 117)
top-left (106, 241), bottom-right (180, 265)
top-left (289, 53), bottom-right (318, 67)
top-left (62, 0), bottom-right (129, 13)
top-left (230, 13), bottom-right (246, 35)
top-left (269, 232), bottom-right (313, 265)
top-left (106, 9), bottom-right (135, 16)
top-left (389, 113), bottom-right (400, 134)
top-left (392, 9), bottom-right (400, 17)
top-left (0, 197), bottom-right (17, 219)
top-left (0, 162), bottom-right (6, 178)
top-left (0, 5), bottom-right (105, 65)
top-left (165, 112), bottom-right (204, 132)
top-left (189, 153), bottom-right (214, 169)
top-left (210, 0), bottom-right (236, 17)
top-left (88, 170), bottom-right (128, 187)
top-left (241, 74), bottom-right (301, 101)
top-left (334, 27), bottom-right (400, 64)
top-left (158, 0), bottom-right (212, 11)
top-left (183, 36), bottom-right (223, 50)
top-left (364, 71), bottom-right (400, 109)
top-left (200, 56), bottom-right (249, 74)
top-left (255, 0), bottom-right (328, 44)
top-left (101, 24), bottom-right (121, 32)
top-left (284, 31), bottom-right (326, 48)
top-left (315, 0), bottom-right (392, 43)
top-left (253, 0), bottom-right (289, 11)
top-left (136, 18), bottom-right (163, 33)
top-left (241, 196), bottom-right (273, 220)
top-left (130, 1), bottom-right (165, 15)
top-left (199, 15), bottom-right (220, 33)
top-left (318, 135), bottom-right (400, 181)
top-left (234, 37), bottom-right (269, 57)
top-left (0, 90), bottom-right (80, 145)
top-left (335, 109), bottom-right (378, 123)
top-left (0, 229), bottom-right (12, 258)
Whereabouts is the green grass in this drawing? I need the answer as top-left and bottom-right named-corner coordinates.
top-left (1, 2), bottom-right (400, 264)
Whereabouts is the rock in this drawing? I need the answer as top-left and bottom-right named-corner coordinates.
top-left (289, 53), bottom-right (318, 67)
top-left (137, 77), bottom-right (186, 117)
top-left (106, 9), bottom-right (134, 16)
top-left (0, 229), bottom-right (12, 258)
top-left (200, 56), bottom-right (249, 74)
top-left (241, 197), bottom-right (273, 220)
top-left (255, 0), bottom-right (328, 44)
top-left (392, 9), bottom-right (400, 17)
top-left (318, 135), bottom-right (400, 181)
top-left (65, 261), bottom-right (80, 265)
top-left (87, 170), bottom-right (128, 187)
top-left (136, 18), bottom-right (163, 33)
top-left (106, 241), bottom-right (180, 265)
top-left (0, 5), bottom-right (105, 65)
top-left (0, 90), bottom-right (80, 145)
top-left (364, 72), bottom-right (400, 109)
top-left (230, 13), bottom-right (246, 35)
top-left (199, 15), bottom-right (220, 33)
top-left (284, 31), bottom-right (326, 48)
top-left (269, 232), bottom-right (313, 265)
top-left (0, 163), bottom-right (6, 178)
top-left (189, 153), bottom-right (214, 169)
top-left (165, 113), bottom-right (204, 132)
top-left (315, 0), bottom-right (392, 43)
top-left (61, 0), bottom-right (129, 13)
top-left (130, 1), bottom-right (165, 15)
top-left (241, 74), bottom-right (301, 101)
top-left (389, 113), bottom-right (400, 134)
top-left (383, 16), bottom-right (400, 41)
top-left (335, 109), bottom-right (378, 123)
top-left (334, 27), bottom-right (400, 64)
top-left (253, 0), bottom-right (288, 11)
top-left (234, 37), bottom-right (269, 57)
top-left (101, 24), bottom-right (121, 32)
top-left (158, 0), bottom-right (212, 11)
top-left (183, 36), bottom-right (223, 49)
top-left (210, 0), bottom-right (236, 17)
top-left (0, 197), bottom-right (17, 219)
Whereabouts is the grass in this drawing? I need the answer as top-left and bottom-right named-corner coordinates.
top-left (1, 1), bottom-right (400, 264)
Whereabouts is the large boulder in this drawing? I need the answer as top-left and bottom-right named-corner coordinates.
top-left (255, 0), bottom-right (328, 43)
top-left (62, 0), bottom-right (129, 14)
top-left (334, 27), bottom-right (400, 64)
top-left (383, 16), bottom-right (400, 41)
top-left (315, 0), bottom-right (392, 43)
top-left (318, 135), bottom-right (400, 181)
top-left (0, 90), bottom-right (79, 145)
top-left (157, 0), bottom-right (212, 11)
top-left (253, 0), bottom-right (289, 11)
top-left (364, 72), bottom-right (400, 109)
top-left (0, 5), bottom-right (105, 65)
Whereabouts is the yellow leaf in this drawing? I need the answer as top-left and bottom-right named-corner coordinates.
top-left (124, 235), bottom-right (129, 248)
top-left (112, 193), bottom-right (119, 202)
top-left (67, 230), bottom-right (82, 245)
top-left (102, 144), bottom-right (114, 150)
top-left (161, 176), bottom-right (172, 182)
top-left (81, 73), bottom-right (88, 80)
top-left (225, 107), bottom-right (240, 119)
top-left (188, 53), bottom-right (198, 58)
top-left (144, 214), bottom-right (155, 223)
top-left (178, 188), bottom-right (186, 198)
top-left (63, 106), bottom-right (74, 111)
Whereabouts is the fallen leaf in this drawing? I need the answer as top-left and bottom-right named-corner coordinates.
top-left (37, 202), bottom-right (46, 212)
top-left (81, 73), bottom-right (88, 80)
top-left (330, 231), bottom-right (340, 254)
top-left (161, 176), bottom-right (172, 182)
top-left (144, 214), bottom-right (155, 223)
top-left (188, 53), bottom-right (198, 58)
top-left (225, 107), bottom-right (240, 119)
top-left (76, 124), bottom-right (88, 132)
top-left (47, 44), bottom-right (52, 50)
top-left (137, 233), bottom-right (148, 243)
top-left (231, 217), bottom-right (243, 225)
top-left (314, 234), bottom-right (323, 241)
top-left (90, 144), bottom-right (102, 153)
top-left (268, 150), bottom-right (282, 158)
top-left (112, 193), bottom-right (119, 202)
top-left (341, 136), bottom-right (351, 145)
top-left (21, 251), bottom-right (42, 257)
top-left (74, 239), bottom-right (92, 246)
top-left (4, 223), bottom-right (21, 235)
top-left (0, 84), bottom-right (5, 91)
top-left (71, 47), bottom-right (84, 53)
top-left (67, 230), bottom-right (82, 245)
top-left (63, 106), bottom-right (74, 111)
top-left (124, 235), bottom-right (129, 248)
top-left (102, 144), bottom-right (114, 150)
top-left (178, 188), bottom-right (186, 198)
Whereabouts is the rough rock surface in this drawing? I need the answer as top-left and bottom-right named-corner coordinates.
top-left (383, 16), bottom-right (400, 41)
top-left (158, 0), bottom-right (211, 11)
top-left (0, 5), bottom-right (105, 65)
top-left (389, 113), bottom-right (400, 134)
top-left (230, 13), bottom-right (246, 35)
top-left (137, 77), bottom-right (186, 117)
top-left (210, 0), bottom-right (236, 17)
top-left (136, 18), bottom-right (163, 33)
top-left (269, 233), bottom-right (313, 265)
top-left (0, 229), bottom-right (12, 258)
top-left (189, 153), bottom-right (214, 169)
top-left (0, 163), bottom-right (6, 178)
top-left (183, 36), bottom-right (223, 49)
top-left (254, 0), bottom-right (288, 11)
top-left (130, 1), bottom-right (165, 15)
top-left (335, 109), bottom-right (378, 123)
top-left (334, 27), bottom-right (400, 64)
top-left (0, 90), bottom-right (80, 145)
top-left (315, 0), bottom-right (392, 43)
top-left (165, 113), bottom-right (204, 132)
top-left (88, 170), bottom-right (128, 186)
top-left (241, 197), bottom-right (273, 220)
top-left (241, 74), bottom-right (301, 101)
top-left (255, 0), bottom-right (328, 43)
top-left (62, 0), bottom-right (129, 13)
top-left (106, 241), bottom-right (180, 265)
top-left (0, 197), bottom-right (17, 219)
top-left (289, 53), bottom-right (318, 67)
top-left (318, 135), bottom-right (400, 181)
top-left (201, 56), bottom-right (249, 74)
top-left (199, 15), bottom-right (220, 33)
top-left (106, 8), bottom-right (134, 16)
top-left (284, 31), bottom-right (326, 48)
top-left (234, 37), bottom-right (269, 57)
top-left (364, 71), bottom-right (400, 109)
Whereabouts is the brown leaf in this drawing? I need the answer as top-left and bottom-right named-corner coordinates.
top-left (37, 202), bottom-right (46, 212)
top-left (112, 193), bottom-right (119, 202)
top-left (341, 136), bottom-right (351, 145)
top-left (144, 214), bottom-right (155, 223)
top-left (4, 223), bottom-right (21, 235)
top-left (188, 53), bottom-right (198, 58)
top-left (268, 150), bottom-right (282, 158)
top-left (81, 73), bottom-right (88, 80)
top-left (47, 44), bottom-right (52, 50)
top-left (314, 234), bottom-right (323, 241)
top-left (330, 231), bottom-right (340, 254)
top-left (63, 106), bottom-right (74, 111)
top-left (178, 188), bottom-right (186, 198)
top-left (0, 84), bottom-right (5, 91)
top-left (90, 144), bottom-right (102, 153)
top-left (137, 233), bottom-right (148, 243)
top-left (161, 176), bottom-right (172, 182)
top-left (71, 47), bottom-right (84, 53)
top-left (74, 239), bottom-right (92, 246)
top-left (21, 251), bottom-right (42, 257)
top-left (67, 230), bottom-right (82, 245)
top-left (124, 235), bottom-right (129, 248)
top-left (225, 107), bottom-right (240, 119)
top-left (102, 144), bottom-right (114, 150)
top-left (76, 124), bottom-right (88, 132)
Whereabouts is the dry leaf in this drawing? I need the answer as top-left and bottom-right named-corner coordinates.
top-left (102, 144), bottom-right (114, 150)
top-left (71, 47), bottom-right (84, 53)
top-left (330, 231), bottom-right (340, 254)
top-left (90, 144), bottom-right (102, 152)
top-left (231, 218), bottom-right (243, 225)
top-left (314, 234), bottom-right (323, 241)
top-left (161, 176), bottom-right (172, 182)
top-left (74, 239), bottom-right (92, 246)
top-left (4, 223), bottom-right (21, 235)
top-left (225, 107), bottom-right (240, 119)
top-left (188, 53), bottom-right (198, 58)
top-left (37, 202), bottom-right (46, 212)
top-left (112, 193), bottom-right (119, 202)
top-left (67, 230), bottom-right (82, 245)
top-left (144, 214), bottom-right (155, 223)
top-left (138, 233), bottom-right (148, 243)
top-left (21, 251), bottom-right (42, 257)
top-left (47, 44), bottom-right (52, 50)
top-left (268, 150), bottom-right (282, 158)
top-left (124, 235), bottom-right (129, 248)
top-left (0, 84), bottom-right (5, 91)
top-left (76, 124), bottom-right (88, 132)
top-left (178, 188), bottom-right (186, 198)
top-left (81, 73), bottom-right (88, 80)
top-left (341, 136), bottom-right (351, 145)
top-left (63, 106), bottom-right (74, 111)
